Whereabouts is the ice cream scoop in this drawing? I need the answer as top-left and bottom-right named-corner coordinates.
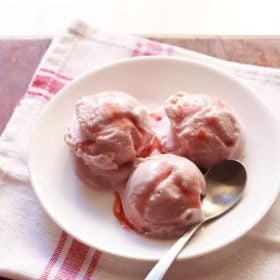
top-left (156, 92), bottom-right (244, 171)
top-left (145, 159), bottom-right (247, 280)
top-left (65, 91), bottom-right (154, 189)
top-left (121, 154), bottom-right (206, 239)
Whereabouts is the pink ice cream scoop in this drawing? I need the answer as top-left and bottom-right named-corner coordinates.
top-left (156, 92), bottom-right (244, 171)
top-left (121, 154), bottom-right (206, 239)
top-left (65, 91), bottom-right (154, 189)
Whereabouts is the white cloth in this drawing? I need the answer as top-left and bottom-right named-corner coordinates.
top-left (0, 20), bottom-right (279, 280)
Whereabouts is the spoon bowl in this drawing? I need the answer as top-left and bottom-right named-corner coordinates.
top-left (145, 159), bottom-right (247, 280)
top-left (202, 159), bottom-right (247, 220)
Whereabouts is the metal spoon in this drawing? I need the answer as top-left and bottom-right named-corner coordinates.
top-left (145, 159), bottom-right (247, 280)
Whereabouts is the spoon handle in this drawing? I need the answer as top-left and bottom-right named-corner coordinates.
top-left (144, 222), bottom-right (203, 280)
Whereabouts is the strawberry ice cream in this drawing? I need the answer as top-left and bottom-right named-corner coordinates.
top-left (65, 90), bottom-right (245, 239)
top-left (121, 154), bottom-right (206, 239)
top-left (65, 91), bottom-right (154, 189)
top-left (156, 92), bottom-right (244, 171)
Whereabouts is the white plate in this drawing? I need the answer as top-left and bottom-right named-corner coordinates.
top-left (29, 56), bottom-right (280, 261)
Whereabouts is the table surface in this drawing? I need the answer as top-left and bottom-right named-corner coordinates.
top-left (0, 36), bottom-right (280, 280)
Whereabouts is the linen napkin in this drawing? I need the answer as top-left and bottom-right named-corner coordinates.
top-left (0, 20), bottom-right (280, 280)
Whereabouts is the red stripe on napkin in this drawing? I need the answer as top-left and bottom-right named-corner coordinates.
top-left (54, 239), bottom-right (90, 280)
top-left (131, 38), bottom-right (174, 56)
top-left (83, 250), bottom-right (102, 280)
top-left (31, 75), bottom-right (66, 95)
top-left (39, 231), bottom-right (68, 280)
top-left (144, 41), bottom-right (162, 55)
top-left (40, 68), bottom-right (73, 81)
top-left (25, 68), bottom-right (72, 101)
top-left (26, 90), bottom-right (51, 101)
top-left (131, 38), bottom-right (142, 56)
